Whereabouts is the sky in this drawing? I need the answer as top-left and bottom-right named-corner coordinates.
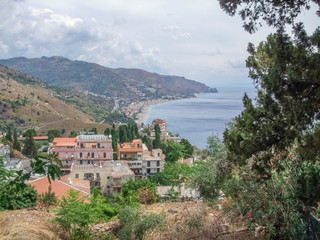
top-left (0, 0), bottom-right (318, 88)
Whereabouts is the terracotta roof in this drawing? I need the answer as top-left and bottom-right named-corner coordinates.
top-left (53, 137), bottom-right (77, 147)
top-left (28, 177), bottom-right (90, 201)
top-left (33, 136), bottom-right (48, 140)
top-left (60, 174), bottom-right (91, 195)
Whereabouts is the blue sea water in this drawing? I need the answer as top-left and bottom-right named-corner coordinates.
top-left (145, 86), bottom-right (256, 150)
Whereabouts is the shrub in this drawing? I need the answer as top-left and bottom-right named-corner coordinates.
top-left (117, 207), bottom-right (164, 240)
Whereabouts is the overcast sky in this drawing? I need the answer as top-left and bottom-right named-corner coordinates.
top-left (0, 0), bottom-right (318, 87)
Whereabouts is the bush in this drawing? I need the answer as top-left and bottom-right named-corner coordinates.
top-left (122, 179), bottom-right (159, 205)
top-left (37, 185), bottom-right (58, 208)
top-left (118, 207), bottom-right (164, 240)
top-left (54, 189), bottom-right (118, 240)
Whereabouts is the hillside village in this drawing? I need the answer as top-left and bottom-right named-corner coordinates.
top-left (0, 119), bottom-right (197, 200)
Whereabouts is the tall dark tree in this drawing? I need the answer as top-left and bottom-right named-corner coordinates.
top-left (104, 128), bottom-right (111, 136)
top-left (6, 126), bottom-right (12, 142)
top-left (13, 129), bottom-right (21, 151)
top-left (22, 133), bottom-right (37, 158)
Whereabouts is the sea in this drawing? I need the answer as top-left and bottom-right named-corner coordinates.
top-left (145, 86), bottom-right (257, 150)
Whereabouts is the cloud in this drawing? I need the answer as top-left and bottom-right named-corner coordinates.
top-left (0, 0), bottom-right (166, 73)
top-left (162, 25), bottom-right (191, 41)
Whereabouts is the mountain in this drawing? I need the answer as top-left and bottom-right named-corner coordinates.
top-left (0, 56), bottom-right (217, 100)
top-left (0, 64), bottom-right (112, 135)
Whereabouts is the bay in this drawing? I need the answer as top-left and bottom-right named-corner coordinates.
top-left (145, 86), bottom-right (256, 150)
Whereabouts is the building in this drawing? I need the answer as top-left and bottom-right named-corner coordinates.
top-left (117, 139), bottom-right (143, 161)
top-left (149, 119), bottom-right (168, 138)
top-left (70, 160), bottom-right (135, 195)
top-left (117, 139), bottom-right (165, 178)
top-left (51, 135), bottom-right (113, 170)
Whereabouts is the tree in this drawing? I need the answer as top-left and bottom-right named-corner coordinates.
top-left (180, 139), bottom-right (194, 158)
top-left (218, 0), bottom-right (320, 33)
top-left (152, 124), bottom-right (162, 149)
top-left (215, 1), bottom-right (320, 238)
top-left (89, 127), bottom-right (98, 134)
top-left (165, 142), bottom-right (185, 163)
top-left (22, 132), bottom-right (37, 158)
top-left (23, 128), bottom-right (37, 137)
top-left (142, 135), bottom-right (153, 151)
top-left (104, 128), bottom-right (111, 136)
top-left (6, 126), bottom-right (12, 142)
top-left (47, 129), bottom-right (62, 142)
top-left (0, 154), bottom-right (61, 210)
top-left (13, 128), bottom-right (21, 151)
top-left (69, 130), bottom-right (78, 137)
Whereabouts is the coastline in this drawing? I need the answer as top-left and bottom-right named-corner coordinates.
top-left (135, 99), bottom-right (172, 125)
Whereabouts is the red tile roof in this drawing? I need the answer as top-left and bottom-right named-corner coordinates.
top-left (33, 136), bottom-right (48, 140)
top-left (53, 137), bottom-right (77, 147)
top-left (28, 177), bottom-right (90, 201)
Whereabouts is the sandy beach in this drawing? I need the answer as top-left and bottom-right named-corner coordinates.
top-left (135, 99), bottom-right (172, 125)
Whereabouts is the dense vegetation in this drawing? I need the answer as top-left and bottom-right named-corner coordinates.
top-left (192, 0), bottom-right (320, 239)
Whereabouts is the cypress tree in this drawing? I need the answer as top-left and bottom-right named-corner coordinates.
top-left (13, 129), bottom-right (21, 151)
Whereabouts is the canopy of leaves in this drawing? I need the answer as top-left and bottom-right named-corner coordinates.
top-left (218, 0), bottom-right (320, 33)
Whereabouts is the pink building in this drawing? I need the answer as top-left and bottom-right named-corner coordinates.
top-left (52, 135), bottom-right (113, 169)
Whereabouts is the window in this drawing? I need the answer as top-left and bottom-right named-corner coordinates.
top-left (157, 168), bottom-right (160, 173)
top-left (158, 152), bottom-right (160, 157)
top-left (97, 143), bottom-right (100, 148)
top-left (80, 160), bottom-right (83, 165)
top-left (147, 169), bottom-right (150, 174)
top-left (104, 152), bottom-right (106, 158)
top-left (96, 173), bottom-right (100, 178)
top-left (157, 161), bottom-right (160, 167)
top-left (87, 152), bottom-right (90, 157)
top-left (87, 160), bottom-right (90, 164)
top-left (75, 174), bottom-right (79, 178)
top-left (80, 152), bottom-right (82, 158)
top-left (91, 152), bottom-right (94, 158)
top-left (147, 161), bottom-right (150, 167)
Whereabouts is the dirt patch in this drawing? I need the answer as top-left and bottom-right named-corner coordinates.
top-left (142, 201), bottom-right (261, 240)
top-left (0, 209), bottom-right (67, 240)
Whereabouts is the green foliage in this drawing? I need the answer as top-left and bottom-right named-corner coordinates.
top-left (165, 141), bottom-right (185, 162)
top-left (23, 128), bottom-right (37, 137)
top-left (118, 207), bottom-right (165, 240)
top-left (121, 179), bottom-right (159, 204)
top-left (6, 126), bottom-right (12, 142)
top-left (47, 129), bottom-right (62, 142)
top-left (0, 155), bottom-right (60, 211)
top-left (142, 135), bottom-right (152, 151)
top-left (69, 130), bottom-right (78, 137)
top-left (104, 128), bottom-right (111, 136)
top-left (180, 138), bottom-right (194, 158)
top-left (0, 183), bottom-right (37, 210)
top-left (22, 133), bottom-right (37, 157)
top-left (191, 135), bottom-right (230, 200)
top-left (150, 162), bottom-right (196, 186)
top-left (218, 0), bottom-right (319, 33)
top-left (37, 185), bottom-right (58, 208)
top-left (13, 128), bottom-right (21, 151)
top-left (54, 189), bottom-right (118, 240)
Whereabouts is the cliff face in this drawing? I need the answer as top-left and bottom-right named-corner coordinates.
top-left (0, 56), bottom-right (217, 100)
